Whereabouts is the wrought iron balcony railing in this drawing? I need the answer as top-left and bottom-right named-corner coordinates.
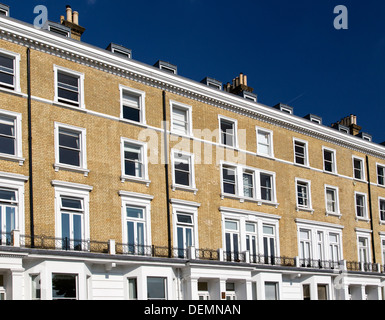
top-left (0, 232), bottom-right (382, 275)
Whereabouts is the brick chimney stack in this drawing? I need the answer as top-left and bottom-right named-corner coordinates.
top-left (224, 73), bottom-right (254, 95)
top-left (61, 5), bottom-right (85, 41)
top-left (332, 115), bottom-right (362, 136)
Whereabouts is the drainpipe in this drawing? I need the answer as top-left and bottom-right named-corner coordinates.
top-left (27, 48), bottom-right (34, 247)
top-left (162, 90), bottom-right (172, 258)
top-left (365, 155), bottom-right (375, 263)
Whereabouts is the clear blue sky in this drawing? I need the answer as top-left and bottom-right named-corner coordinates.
top-left (5, 0), bottom-right (385, 143)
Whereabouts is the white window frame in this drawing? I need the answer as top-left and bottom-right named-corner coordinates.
top-left (322, 147), bottom-right (337, 174)
top-left (171, 199), bottom-right (200, 257)
top-left (54, 122), bottom-right (89, 176)
top-left (54, 65), bottom-right (85, 109)
top-left (293, 138), bottom-right (309, 167)
top-left (119, 191), bottom-right (154, 252)
top-left (0, 48), bottom-right (21, 93)
top-left (0, 172), bottom-right (28, 238)
top-left (380, 234), bottom-right (385, 265)
top-left (218, 115), bottom-right (238, 148)
top-left (376, 163), bottom-right (385, 187)
top-left (220, 207), bottom-right (281, 260)
top-left (53, 181), bottom-right (92, 249)
top-left (354, 192), bottom-right (369, 222)
top-left (352, 156), bottom-right (365, 181)
top-left (171, 149), bottom-right (197, 194)
top-left (119, 85), bottom-right (146, 125)
top-left (295, 219), bottom-right (344, 265)
top-left (379, 197), bottom-right (385, 224)
top-left (295, 178), bottom-right (313, 213)
top-left (0, 109), bottom-right (24, 165)
top-left (120, 137), bottom-right (150, 186)
top-left (256, 127), bottom-right (274, 158)
top-left (170, 100), bottom-right (193, 137)
top-left (356, 231), bottom-right (372, 264)
top-left (220, 162), bottom-right (278, 206)
top-left (324, 185), bottom-right (341, 218)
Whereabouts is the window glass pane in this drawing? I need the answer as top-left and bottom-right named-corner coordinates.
top-left (31, 275), bottom-right (41, 300)
top-left (124, 144), bottom-right (142, 177)
top-left (122, 92), bottom-right (141, 122)
top-left (123, 92), bottom-right (140, 108)
top-left (126, 207), bottom-right (143, 219)
top-left (172, 107), bottom-right (188, 134)
top-left (177, 214), bottom-right (192, 224)
top-left (223, 167), bottom-right (236, 194)
top-left (0, 189), bottom-right (16, 202)
top-left (61, 213), bottom-right (70, 242)
top-left (0, 136), bottom-right (15, 155)
top-left (246, 223), bottom-right (256, 233)
top-left (221, 120), bottom-right (234, 146)
top-left (317, 285), bottom-right (328, 300)
top-left (127, 221), bottom-right (134, 245)
top-left (73, 214), bottom-right (82, 240)
top-left (137, 223), bottom-right (144, 247)
top-left (59, 148), bottom-right (80, 166)
top-left (52, 274), bottom-right (77, 300)
top-left (59, 130), bottom-right (80, 149)
top-left (177, 227), bottom-right (184, 250)
top-left (0, 55), bottom-right (14, 70)
top-left (265, 282), bottom-right (277, 300)
top-left (58, 73), bottom-right (79, 89)
top-left (61, 198), bottom-right (82, 210)
top-left (123, 106), bottom-right (140, 122)
top-left (0, 55), bottom-right (14, 86)
top-left (243, 172), bottom-right (254, 198)
top-left (5, 206), bottom-right (15, 235)
top-left (225, 221), bottom-right (238, 231)
top-left (58, 88), bottom-right (79, 103)
top-left (260, 174), bottom-right (272, 201)
top-left (300, 230), bottom-right (310, 240)
top-left (263, 225), bottom-right (274, 235)
top-left (147, 277), bottom-right (166, 300)
top-left (0, 117), bottom-right (14, 136)
top-left (128, 279), bottom-right (137, 300)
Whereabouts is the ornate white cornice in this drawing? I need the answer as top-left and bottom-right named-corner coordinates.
top-left (1, 16), bottom-right (385, 159)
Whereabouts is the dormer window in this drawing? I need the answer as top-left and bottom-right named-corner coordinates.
top-left (154, 60), bottom-right (177, 75)
top-left (201, 77), bottom-right (222, 90)
top-left (304, 114), bottom-right (322, 125)
top-left (0, 4), bottom-right (9, 16)
top-left (274, 103), bottom-right (293, 114)
top-left (106, 43), bottom-right (132, 59)
top-left (43, 21), bottom-right (71, 37)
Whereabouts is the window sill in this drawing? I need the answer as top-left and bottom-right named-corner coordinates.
top-left (323, 170), bottom-right (338, 176)
top-left (294, 163), bottom-right (310, 169)
top-left (221, 193), bottom-right (279, 208)
top-left (296, 206), bottom-right (315, 214)
top-left (256, 153), bottom-right (275, 160)
top-left (0, 86), bottom-right (24, 97)
top-left (0, 153), bottom-right (25, 166)
top-left (325, 211), bottom-right (342, 219)
top-left (54, 163), bottom-right (90, 177)
top-left (170, 131), bottom-right (194, 140)
top-left (171, 184), bottom-right (198, 195)
top-left (120, 175), bottom-right (151, 187)
top-left (119, 118), bottom-right (147, 128)
top-left (355, 216), bottom-right (370, 223)
top-left (53, 100), bottom-right (86, 111)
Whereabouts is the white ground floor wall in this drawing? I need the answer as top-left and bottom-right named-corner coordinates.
top-left (0, 250), bottom-right (384, 300)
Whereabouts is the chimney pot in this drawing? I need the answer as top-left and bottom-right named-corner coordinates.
top-left (73, 11), bottom-right (79, 25)
top-left (66, 5), bottom-right (73, 23)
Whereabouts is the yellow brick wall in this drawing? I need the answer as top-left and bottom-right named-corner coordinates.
top-left (1, 38), bottom-right (385, 263)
